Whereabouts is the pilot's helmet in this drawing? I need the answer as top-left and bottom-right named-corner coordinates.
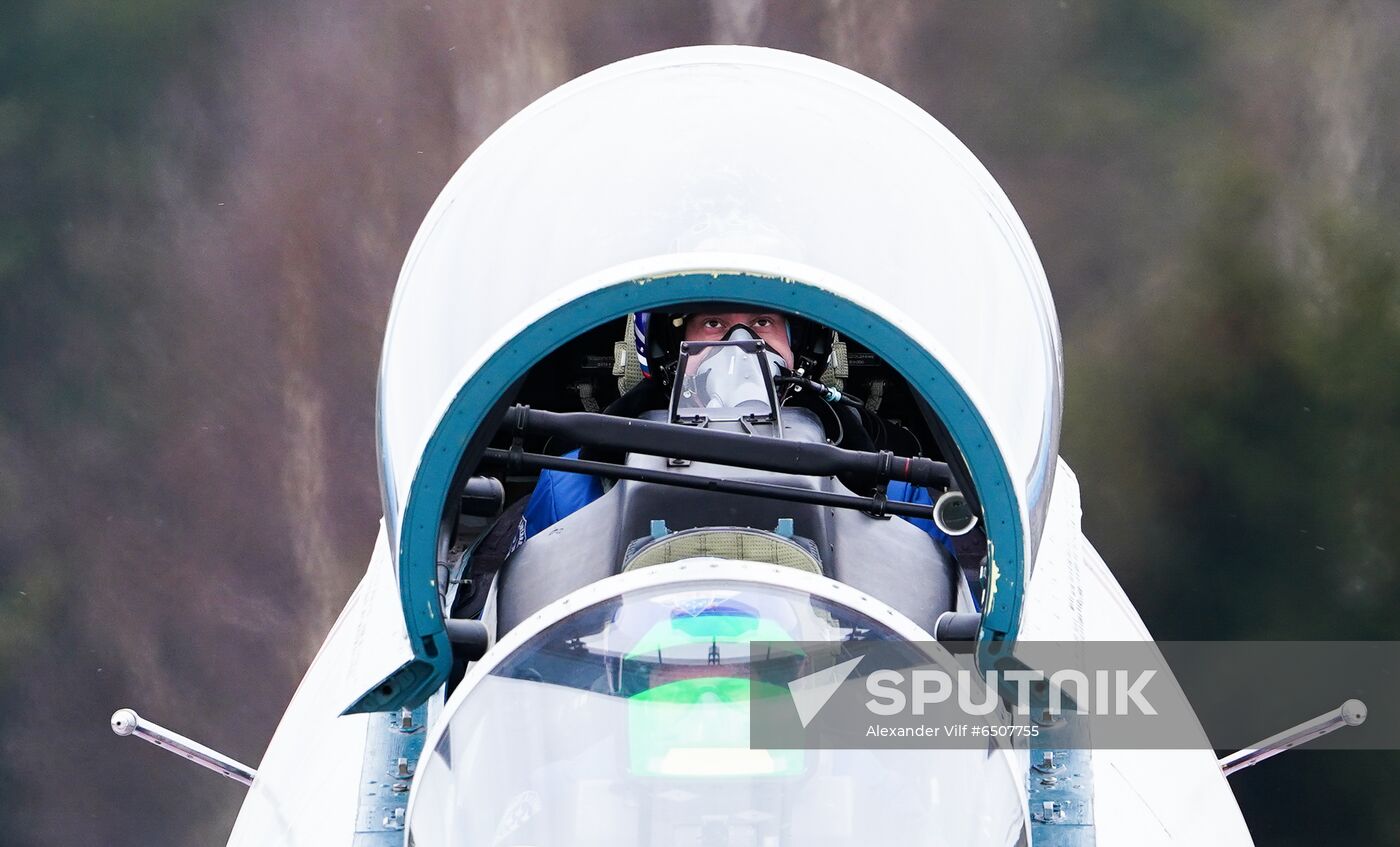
top-left (634, 305), bottom-right (835, 386)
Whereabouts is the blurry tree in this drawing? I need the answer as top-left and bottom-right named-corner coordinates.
top-left (0, 0), bottom-right (239, 842)
top-left (1054, 4), bottom-right (1400, 840)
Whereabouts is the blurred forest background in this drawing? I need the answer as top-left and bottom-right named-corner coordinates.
top-left (2, 1), bottom-right (1397, 844)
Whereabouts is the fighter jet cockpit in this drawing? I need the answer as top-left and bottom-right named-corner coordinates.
top-left (437, 305), bottom-right (987, 648)
top-left (401, 304), bottom-right (1027, 845)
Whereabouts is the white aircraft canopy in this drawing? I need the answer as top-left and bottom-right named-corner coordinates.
top-left (366, 46), bottom-right (1062, 711)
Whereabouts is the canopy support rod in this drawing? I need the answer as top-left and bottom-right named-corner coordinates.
top-left (481, 448), bottom-right (936, 520)
top-left (499, 405), bottom-right (953, 487)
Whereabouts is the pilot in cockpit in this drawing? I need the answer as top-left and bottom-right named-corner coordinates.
top-left (515, 305), bottom-right (956, 559)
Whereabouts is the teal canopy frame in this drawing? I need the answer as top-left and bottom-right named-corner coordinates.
top-left (347, 271), bottom-right (1025, 714)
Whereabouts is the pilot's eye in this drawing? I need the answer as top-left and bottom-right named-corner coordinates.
top-left (753, 317), bottom-right (774, 328)
top-left (702, 318), bottom-right (724, 330)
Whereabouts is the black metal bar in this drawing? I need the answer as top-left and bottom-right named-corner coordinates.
top-left (481, 448), bottom-right (937, 520)
top-left (500, 405), bottom-right (952, 487)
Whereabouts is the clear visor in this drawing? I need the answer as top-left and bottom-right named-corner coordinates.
top-left (409, 578), bottom-right (1028, 847)
top-left (670, 334), bottom-right (784, 424)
